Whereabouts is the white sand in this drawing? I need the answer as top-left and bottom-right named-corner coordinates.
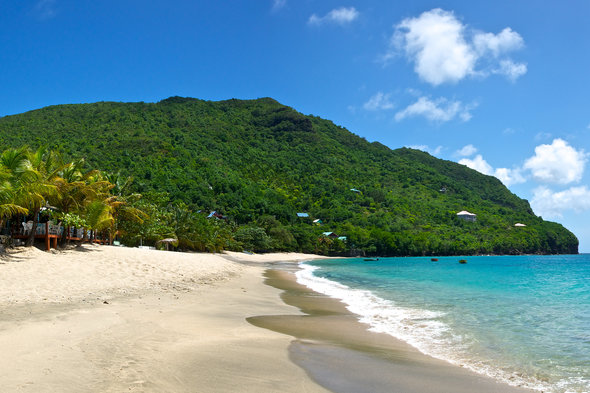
top-left (0, 245), bottom-right (330, 393)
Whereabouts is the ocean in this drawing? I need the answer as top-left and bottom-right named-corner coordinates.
top-left (296, 255), bottom-right (590, 393)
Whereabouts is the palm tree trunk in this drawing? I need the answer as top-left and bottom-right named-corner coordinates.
top-left (26, 207), bottom-right (40, 247)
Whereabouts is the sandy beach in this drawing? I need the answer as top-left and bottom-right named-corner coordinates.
top-left (0, 245), bottom-right (533, 392)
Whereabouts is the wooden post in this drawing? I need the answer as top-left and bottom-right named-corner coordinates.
top-left (45, 222), bottom-right (50, 251)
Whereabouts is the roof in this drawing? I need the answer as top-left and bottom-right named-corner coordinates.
top-left (322, 231), bottom-right (337, 237)
top-left (296, 212), bottom-right (309, 218)
top-left (350, 188), bottom-right (361, 193)
top-left (514, 223), bottom-right (527, 227)
top-left (456, 211), bottom-right (476, 216)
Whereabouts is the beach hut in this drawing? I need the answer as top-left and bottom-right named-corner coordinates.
top-left (157, 238), bottom-right (178, 251)
top-left (457, 211), bottom-right (477, 222)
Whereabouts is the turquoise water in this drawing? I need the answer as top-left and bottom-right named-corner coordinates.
top-left (296, 255), bottom-right (590, 393)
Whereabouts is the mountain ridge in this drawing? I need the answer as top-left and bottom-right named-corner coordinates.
top-left (0, 96), bottom-right (578, 255)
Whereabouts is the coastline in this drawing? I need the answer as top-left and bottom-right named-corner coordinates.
top-left (251, 268), bottom-right (535, 393)
top-left (0, 245), bottom-right (536, 392)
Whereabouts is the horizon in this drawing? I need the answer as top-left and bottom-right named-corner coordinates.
top-left (2, 1), bottom-right (589, 251)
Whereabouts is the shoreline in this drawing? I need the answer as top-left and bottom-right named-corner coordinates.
top-left (0, 246), bottom-right (330, 393)
top-left (251, 267), bottom-right (535, 393)
top-left (0, 245), bottom-right (537, 392)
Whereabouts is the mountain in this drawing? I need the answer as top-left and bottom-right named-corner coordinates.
top-left (0, 97), bottom-right (578, 255)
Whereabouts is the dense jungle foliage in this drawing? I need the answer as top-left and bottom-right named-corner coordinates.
top-left (0, 97), bottom-right (578, 255)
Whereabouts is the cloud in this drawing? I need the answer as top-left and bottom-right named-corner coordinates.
top-left (459, 155), bottom-right (525, 186)
top-left (494, 167), bottom-right (526, 186)
top-left (523, 139), bottom-right (587, 185)
top-left (473, 27), bottom-right (524, 57)
top-left (395, 96), bottom-right (475, 123)
top-left (494, 59), bottom-right (527, 82)
top-left (407, 145), bottom-right (443, 156)
top-left (272, 0), bottom-right (286, 11)
top-left (390, 8), bottom-right (526, 85)
top-left (309, 7), bottom-right (359, 26)
top-left (457, 144), bottom-right (477, 156)
top-left (459, 154), bottom-right (493, 175)
top-left (363, 92), bottom-right (395, 111)
top-left (530, 186), bottom-right (590, 218)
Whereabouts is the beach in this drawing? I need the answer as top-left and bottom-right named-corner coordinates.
top-left (0, 245), bottom-right (533, 392)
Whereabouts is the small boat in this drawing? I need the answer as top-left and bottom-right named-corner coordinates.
top-left (459, 259), bottom-right (467, 264)
top-left (364, 258), bottom-right (379, 261)
top-left (431, 258), bottom-right (438, 261)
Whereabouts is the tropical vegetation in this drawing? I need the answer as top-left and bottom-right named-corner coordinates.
top-left (0, 97), bottom-right (578, 255)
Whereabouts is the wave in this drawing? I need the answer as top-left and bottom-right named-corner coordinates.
top-left (295, 262), bottom-right (559, 393)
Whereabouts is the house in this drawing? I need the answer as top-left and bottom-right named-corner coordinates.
top-left (337, 236), bottom-right (347, 241)
top-left (322, 231), bottom-right (339, 239)
top-left (313, 219), bottom-right (323, 225)
top-left (296, 212), bottom-right (309, 218)
top-left (456, 210), bottom-right (477, 222)
top-left (514, 223), bottom-right (527, 227)
top-left (207, 211), bottom-right (226, 219)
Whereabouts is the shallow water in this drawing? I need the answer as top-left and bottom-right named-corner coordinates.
top-left (297, 255), bottom-right (590, 393)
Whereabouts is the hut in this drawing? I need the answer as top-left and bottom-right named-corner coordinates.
top-left (457, 211), bottom-right (477, 222)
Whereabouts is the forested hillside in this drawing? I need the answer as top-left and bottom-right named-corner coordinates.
top-left (0, 97), bottom-right (578, 255)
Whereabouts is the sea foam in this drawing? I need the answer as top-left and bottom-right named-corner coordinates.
top-left (295, 262), bottom-right (558, 393)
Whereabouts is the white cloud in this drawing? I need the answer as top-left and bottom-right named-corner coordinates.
top-left (459, 154), bottom-right (493, 175)
top-left (473, 28), bottom-right (524, 57)
top-left (459, 155), bottom-right (525, 186)
top-left (407, 145), bottom-right (443, 156)
top-left (390, 8), bottom-right (526, 85)
top-left (531, 186), bottom-right (590, 218)
top-left (494, 59), bottom-right (527, 81)
top-left (494, 167), bottom-right (526, 186)
top-left (272, 0), bottom-right (286, 11)
top-left (523, 139), bottom-right (587, 185)
top-left (457, 144), bottom-right (477, 156)
top-left (363, 92), bottom-right (395, 111)
top-left (395, 96), bottom-right (475, 123)
top-left (309, 7), bottom-right (359, 26)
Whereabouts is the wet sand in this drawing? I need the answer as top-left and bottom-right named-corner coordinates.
top-left (249, 269), bottom-right (534, 393)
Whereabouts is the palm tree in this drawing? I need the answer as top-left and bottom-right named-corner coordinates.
top-left (51, 159), bottom-right (113, 245)
top-left (17, 147), bottom-right (61, 246)
top-left (101, 172), bottom-right (146, 245)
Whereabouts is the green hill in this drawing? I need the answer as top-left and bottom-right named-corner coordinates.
top-left (0, 97), bottom-right (578, 255)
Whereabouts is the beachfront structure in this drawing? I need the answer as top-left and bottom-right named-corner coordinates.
top-left (457, 211), bottom-right (477, 222)
top-left (514, 223), bottom-right (527, 227)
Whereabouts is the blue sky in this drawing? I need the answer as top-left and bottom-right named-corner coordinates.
top-left (2, 1), bottom-right (590, 251)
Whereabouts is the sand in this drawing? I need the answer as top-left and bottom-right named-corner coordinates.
top-left (0, 245), bottom-right (329, 393)
top-left (0, 245), bottom-right (534, 393)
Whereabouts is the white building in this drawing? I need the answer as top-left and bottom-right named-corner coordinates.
top-left (457, 210), bottom-right (477, 222)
